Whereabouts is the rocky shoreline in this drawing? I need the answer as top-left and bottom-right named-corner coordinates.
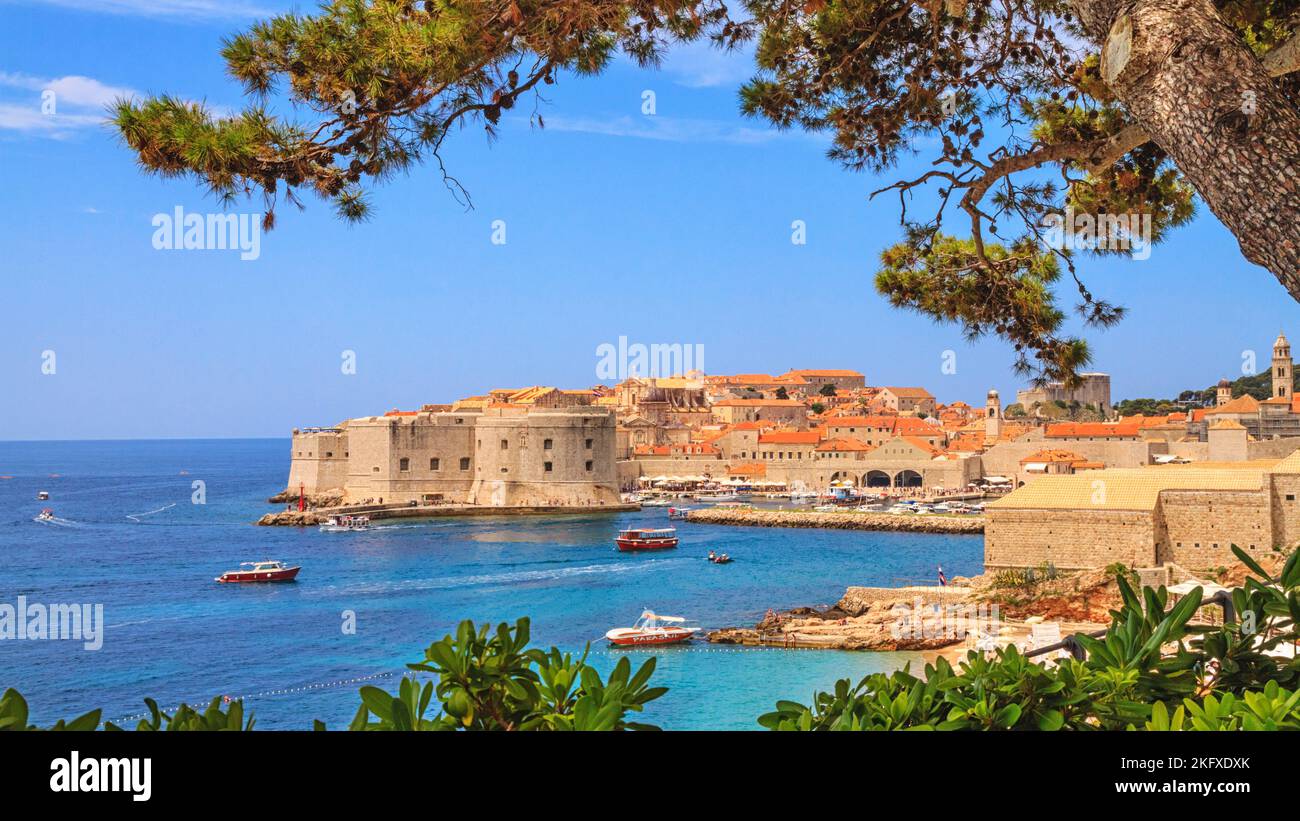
top-left (685, 507), bottom-right (984, 533)
top-left (707, 585), bottom-right (980, 651)
top-left (706, 569), bottom-right (1130, 653)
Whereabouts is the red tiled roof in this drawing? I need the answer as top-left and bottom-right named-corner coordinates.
top-left (815, 438), bottom-right (876, 452)
top-left (758, 430), bottom-right (823, 445)
top-left (1045, 422), bottom-right (1141, 437)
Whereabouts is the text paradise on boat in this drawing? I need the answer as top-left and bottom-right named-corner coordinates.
top-left (605, 610), bottom-right (701, 647)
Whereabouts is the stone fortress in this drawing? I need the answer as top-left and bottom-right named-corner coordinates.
top-left (287, 387), bottom-right (620, 508)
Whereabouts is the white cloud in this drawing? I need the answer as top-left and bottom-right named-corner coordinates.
top-left (649, 41), bottom-right (757, 90)
top-left (0, 72), bottom-right (138, 108)
top-left (12, 0), bottom-right (274, 20)
top-left (0, 72), bottom-right (140, 136)
top-left (537, 113), bottom-right (804, 145)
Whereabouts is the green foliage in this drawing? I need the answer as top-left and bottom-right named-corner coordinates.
top-left (876, 231), bottom-right (1097, 385)
top-left (4, 617), bottom-right (662, 732)
top-left (765, 548), bottom-right (1300, 730)
top-left (346, 617), bottom-right (665, 730)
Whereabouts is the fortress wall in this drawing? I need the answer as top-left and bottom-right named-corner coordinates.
top-left (468, 409), bottom-right (620, 506)
top-left (980, 440), bottom-right (1152, 476)
top-left (345, 415), bottom-right (476, 503)
top-left (287, 429), bottom-right (350, 494)
top-left (985, 508), bottom-right (1158, 570)
top-left (1166, 441), bottom-right (1210, 460)
top-left (1247, 437), bottom-right (1300, 460)
top-left (1269, 473), bottom-right (1300, 550)
top-left (1159, 489), bottom-right (1273, 567)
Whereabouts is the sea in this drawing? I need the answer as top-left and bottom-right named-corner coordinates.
top-left (0, 439), bottom-right (983, 730)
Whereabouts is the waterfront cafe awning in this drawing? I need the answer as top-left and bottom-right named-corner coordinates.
top-left (982, 476), bottom-right (1012, 484)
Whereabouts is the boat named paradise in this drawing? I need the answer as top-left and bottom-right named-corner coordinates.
top-left (605, 610), bottom-right (700, 647)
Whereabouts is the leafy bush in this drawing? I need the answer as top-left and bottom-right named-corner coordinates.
top-left (3, 617), bottom-right (662, 732)
top-left (341, 618), bottom-right (664, 731)
top-left (763, 546), bottom-right (1300, 730)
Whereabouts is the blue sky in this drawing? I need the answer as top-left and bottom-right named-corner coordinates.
top-left (0, 0), bottom-right (1294, 440)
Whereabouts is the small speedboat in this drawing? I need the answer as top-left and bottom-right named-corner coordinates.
top-left (36, 491), bottom-right (49, 501)
top-left (605, 610), bottom-right (700, 647)
top-left (667, 506), bottom-right (693, 520)
top-left (215, 560), bottom-right (301, 584)
top-left (36, 508), bottom-right (54, 522)
top-left (615, 527), bottom-right (679, 552)
top-left (319, 515), bottom-right (370, 532)
top-left (707, 553), bottom-right (734, 565)
top-left (640, 498), bottom-right (672, 507)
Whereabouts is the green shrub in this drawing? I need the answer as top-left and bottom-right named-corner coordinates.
top-left (762, 546), bottom-right (1300, 730)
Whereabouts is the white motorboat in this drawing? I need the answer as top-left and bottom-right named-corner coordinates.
top-left (319, 515), bottom-right (371, 532)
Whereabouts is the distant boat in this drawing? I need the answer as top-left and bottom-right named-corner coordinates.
top-left (36, 491), bottom-right (49, 501)
top-left (615, 527), bottom-right (679, 552)
top-left (695, 492), bottom-right (740, 502)
top-left (215, 560), bottom-right (301, 584)
top-left (36, 508), bottom-right (54, 522)
top-left (667, 507), bottom-right (693, 520)
top-left (605, 610), bottom-right (700, 646)
top-left (640, 498), bottom-right (672, 507)
top-left (319, 515), bottom-right (370, 532)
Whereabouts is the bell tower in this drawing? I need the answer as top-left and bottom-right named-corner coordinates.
top-left (985, 389), bottom-right (1002, 440)
top-left (1273, 332), bottom-right (1292, 400)
top-left (1216, 378), bottom-right (1232, 407)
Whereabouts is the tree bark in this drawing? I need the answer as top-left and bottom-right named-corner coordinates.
top-left (1071, 0), bottom-right (1300, 293)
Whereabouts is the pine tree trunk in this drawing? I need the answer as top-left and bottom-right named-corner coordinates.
top-left (1072, 0), bottom-right (1300, 293)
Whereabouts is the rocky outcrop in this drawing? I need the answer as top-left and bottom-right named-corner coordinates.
top-left (686, 507), bottom-right (983, 534)
top-left (256, 510), bottom-right (326, 527)
top-left (267, 490), bottom-right (343, 507)
top-left (707, 586), bottom-right (976, 651)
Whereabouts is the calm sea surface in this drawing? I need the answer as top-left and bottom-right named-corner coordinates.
top-left (0, 439), bottom-right (983, 730)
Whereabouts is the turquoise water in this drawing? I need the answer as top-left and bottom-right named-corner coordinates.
top-left (0, 439), bottom-right (983, 729)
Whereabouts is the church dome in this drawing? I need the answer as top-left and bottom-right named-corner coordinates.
top-left (1275, 331), bottom-right (1290, 350)
top-left (1218, 378), bottom-right (1231, 388)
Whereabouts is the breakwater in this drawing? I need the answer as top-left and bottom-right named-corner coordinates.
top-left (256, 502), bottom-right (640, 526)
top-left (685, 507), bottom-right (984, 534)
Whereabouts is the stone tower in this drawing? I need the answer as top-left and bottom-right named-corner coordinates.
top-left (1216, 378), bottom-right (1232, 407)
top-left (1274, 331), bottom-right (1292, 400)
top-left (985, 388), bottom-right (1002, 440)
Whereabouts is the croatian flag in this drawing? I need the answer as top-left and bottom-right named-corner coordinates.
top-left (938, 565), bottom-right (948, 587)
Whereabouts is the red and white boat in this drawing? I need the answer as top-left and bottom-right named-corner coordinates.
top-left (215, 560), bottom-right (301, 584)
top-left (614, 527), bottom-right (679, 552)
top-left (605, 610), bottom-right (700, 647)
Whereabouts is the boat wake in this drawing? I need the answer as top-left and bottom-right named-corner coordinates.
top-left (126, 502), bottom-right (177, 522)
top-left (308, 558), bottom-right (687, 598)
top-left (33, 515), bottom-right (79, 528)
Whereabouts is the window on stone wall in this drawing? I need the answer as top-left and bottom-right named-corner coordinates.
top-left (430, 458), bottom-right (440, 471)
top-left (373, 466), bottom-right (380, 473)
top-left (325, 452), bottom-right (332, 458)
top-left (585, 461), bottom-right (593, 471)
top-left (544, 462), bottom-right (553, 472)
top-left (399, 458), bottom-right (410, 471)
top-left (501, 439), bottom-right (508, 450)
top-left (585, 439), bottom-right (593, 449)
top-left (543, 439), bottom-right (553, 450)
top-left (459, 457), bottom-right (470, 470)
